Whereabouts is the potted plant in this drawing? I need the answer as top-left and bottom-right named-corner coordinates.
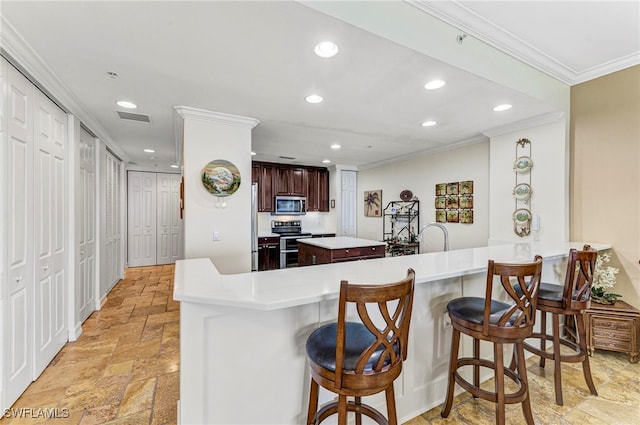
top-left (591, 252), bottom-right (620, 305)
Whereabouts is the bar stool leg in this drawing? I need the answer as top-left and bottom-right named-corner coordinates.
top-left (307, 379), bottom-right (319, 425)
top-left (539, 311), bottom-right (547, 368)
top-left (576, 313), bottom-right (598, 395)
top-left (552, 313), bottom-right (563, 405)
top-left (354, 396), bottom-right (362, 425)
top-left (473, 337), bottom-right (480, 393)
top-left (441, 328), bottom-right (460, 418)
top-left (494, 342), bottom-right (506, 425)
top-left (515, 341), bottom-right (535, 425)
top-left (337, 395), bottom-right (347, 424)
top-left (386, 386), bottom-right (398, 425)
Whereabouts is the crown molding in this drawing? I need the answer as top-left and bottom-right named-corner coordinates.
top-left (174, 106), bottom-right (260, 129)
top-left (409, 0), bottom-right (639, 86)
top-left (482, 111), bottom-right (565, 138)
top-left (0, 16), bottom-right (128, 161)
top-left (359, 135), bottom-right (488, 170)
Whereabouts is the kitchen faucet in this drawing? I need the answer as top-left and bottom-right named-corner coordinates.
top-left (417, 222), bottom-right (449, 251)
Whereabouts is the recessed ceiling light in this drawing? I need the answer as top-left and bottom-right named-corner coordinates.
top-left (322, 159), bottom-right (331, 164)
top-left (143, 149), bottom-right (155, 153)
top-left (330, 144), bottom-right (341, 150)
top-left (148, 156), bottom-right (156, 160)
top-left (251, 151), bottom-right (256, 156)
top-left (116, 100), bottom-right (137, 109)
top-left (493, 104), bottom-right (512, 112)
top-left (424, 79), bottom-right (446, 90)
top-left (421, 120), bottom-right (437, 127)
top-left (305, 94), bottom-right (323, 104)
top-left (170, 164), bottom-right (179, 168)
top-left (314, 41), bottom-right (339, 58)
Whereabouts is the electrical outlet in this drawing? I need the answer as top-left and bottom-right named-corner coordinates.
top-left (213, 231), bottom-right (221, 241)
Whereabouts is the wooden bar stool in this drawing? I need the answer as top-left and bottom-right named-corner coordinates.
top-left (441, 256), bottom-right (543, 425)
top-left (521, 245), bottom-right (598, 405)
top-left (305, 269), bottom-right (415, 425)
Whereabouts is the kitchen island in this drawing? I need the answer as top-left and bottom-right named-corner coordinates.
top-left (173, 241), bottom-right (611, 425)
top-left (298, 236), bottom-right (386, 266)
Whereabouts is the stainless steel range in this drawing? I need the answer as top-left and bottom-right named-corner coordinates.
top-left (271, 220), bottom-right (312, 268)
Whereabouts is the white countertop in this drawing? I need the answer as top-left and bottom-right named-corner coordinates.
top-left (173, 241), bottom-right (611, 311)
top-left (298, 236), bottom-right (386, 250)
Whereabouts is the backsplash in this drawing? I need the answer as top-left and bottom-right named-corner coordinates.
top-left (257, 211), bottom-right (336, 235)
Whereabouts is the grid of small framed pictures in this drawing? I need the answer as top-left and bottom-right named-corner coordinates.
top-left (435, 180), bottom-right (474, 224)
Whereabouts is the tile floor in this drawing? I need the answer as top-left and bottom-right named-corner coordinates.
top-left (5, 264), bottom-right (639, 424)
top-left (5, 265), bottom-right (179, 425)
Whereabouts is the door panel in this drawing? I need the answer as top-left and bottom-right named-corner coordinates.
top-left (156, 173), bottom-right (171, 264)
top-left (33, 90), bottom-right (67, 377)
top-left (77, 127), bottom-right (95, 323)
top-left (5, 62), bottom-right (34, 408)
top-left (169, 174), bottom-right (183, 263)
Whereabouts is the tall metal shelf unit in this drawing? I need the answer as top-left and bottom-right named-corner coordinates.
top-left (383, 200), bottom-right (420, 256)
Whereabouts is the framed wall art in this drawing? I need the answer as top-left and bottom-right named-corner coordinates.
top-left (364, 190), bottom-right (382, 217)
top-left (434, 180), bottom-right (474, 224)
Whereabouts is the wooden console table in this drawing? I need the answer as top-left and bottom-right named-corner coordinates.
top-left (585, 300), bottom-right (640, 363)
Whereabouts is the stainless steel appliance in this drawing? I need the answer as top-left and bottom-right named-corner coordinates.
top-left (273, 196), bottom-right (306, 215)
top-left (271, 220), bottom-right (311, 268)
top-left (251, 183), bottom-right (258, 271)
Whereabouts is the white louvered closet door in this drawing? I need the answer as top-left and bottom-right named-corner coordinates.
top-left (33, 90), bottom-right (68, 377)
top-left (3, 58), bottom-right (34, 410)
top-left (156, 173), bottom-right (172, 264)
top-left (169, 174), bottom-right (183, 263)
top-left (77, 127), bottom-right (96, 323)
top-left (104, 150), bottom-right (123, 290)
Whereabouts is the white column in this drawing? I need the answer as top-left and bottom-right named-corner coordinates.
top-left (175, 107), bottom-right (259, 274)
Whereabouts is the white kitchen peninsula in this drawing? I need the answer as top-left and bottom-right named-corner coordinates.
top-left (173, 241), bottom-right (610, 425)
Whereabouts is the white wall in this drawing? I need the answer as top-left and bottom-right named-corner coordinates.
top-left (178, 107), bottom-right (258, 274)
top-left (488, 118), bottom-right (568, 244)
top-left (357, 141), bottom-right (490, 252)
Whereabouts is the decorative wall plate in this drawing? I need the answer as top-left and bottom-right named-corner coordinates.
top-left (513, 156), bottom-right (533, 174)
top-left (201, 159), bottom-right (241, 197)
top-left (513, 183), bottom-right (532, 200)
top-left (513, 208), bottom-right (532, 224)
top-left (400, 190), bottom-right (413, 201)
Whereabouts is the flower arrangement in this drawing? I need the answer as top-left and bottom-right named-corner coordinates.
top-left (591, 252), bottom-right (620, 304)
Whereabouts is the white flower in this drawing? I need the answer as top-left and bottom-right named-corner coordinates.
top-left (592, 252), bottom-right (619, 292)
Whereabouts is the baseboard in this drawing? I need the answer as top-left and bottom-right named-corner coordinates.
top-left (68, 322), bottom-right (83, 342)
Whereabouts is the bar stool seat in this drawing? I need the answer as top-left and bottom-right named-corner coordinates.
top-left (305, 269), bottom-right (415, 425)
top-left (441, 256), bottom-right (543, 425)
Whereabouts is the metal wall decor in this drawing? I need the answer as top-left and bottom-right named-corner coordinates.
top-left (513, 138), bottom-right (532, 236)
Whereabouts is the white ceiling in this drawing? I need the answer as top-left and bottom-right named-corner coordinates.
top-left (1, 1), bottom-right (638, 170)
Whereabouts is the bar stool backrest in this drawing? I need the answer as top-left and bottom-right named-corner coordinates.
top-left (563, 245), bottom-right (598, 310)
top-left (335, 269), bottom-right (415, 388)
top-left (483, 256), bottom-right (543, 337)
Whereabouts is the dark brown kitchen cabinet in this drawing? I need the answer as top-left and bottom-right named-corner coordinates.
top-left (252, 163), bottom-right (275, 212)
top-left (275, 166), bottom-right (306, 196)
top-left (258, 236), bottom-right (280, 270)
top-left (307, 168), bottom-right (329, 212)
top-left (298, 243), bottom-right (385, 266)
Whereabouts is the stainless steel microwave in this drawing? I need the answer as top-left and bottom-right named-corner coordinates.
top-left (273, 196), bottom-right (306, 215)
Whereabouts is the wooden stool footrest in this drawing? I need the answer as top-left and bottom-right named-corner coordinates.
top-left (312, 400), bottom-right (389, 425)
top-left (453, 357), bottom-right (528, 404)
top-left (524, 333), bottom-right (588, 363)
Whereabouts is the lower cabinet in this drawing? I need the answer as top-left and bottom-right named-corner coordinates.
top-left (258, 237), bottom-right (280, 271)
top-left (299, 243), bottom-right (385, 266)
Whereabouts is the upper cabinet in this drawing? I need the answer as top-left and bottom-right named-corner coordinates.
top-left (307, 168), bottom-right (329, 212)
top-left (275, 165), bottom-right (306, 196)
top-left (253, 162), bottom-right (329, 212)
top-left (252, 162), bottom-right (275, 212)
